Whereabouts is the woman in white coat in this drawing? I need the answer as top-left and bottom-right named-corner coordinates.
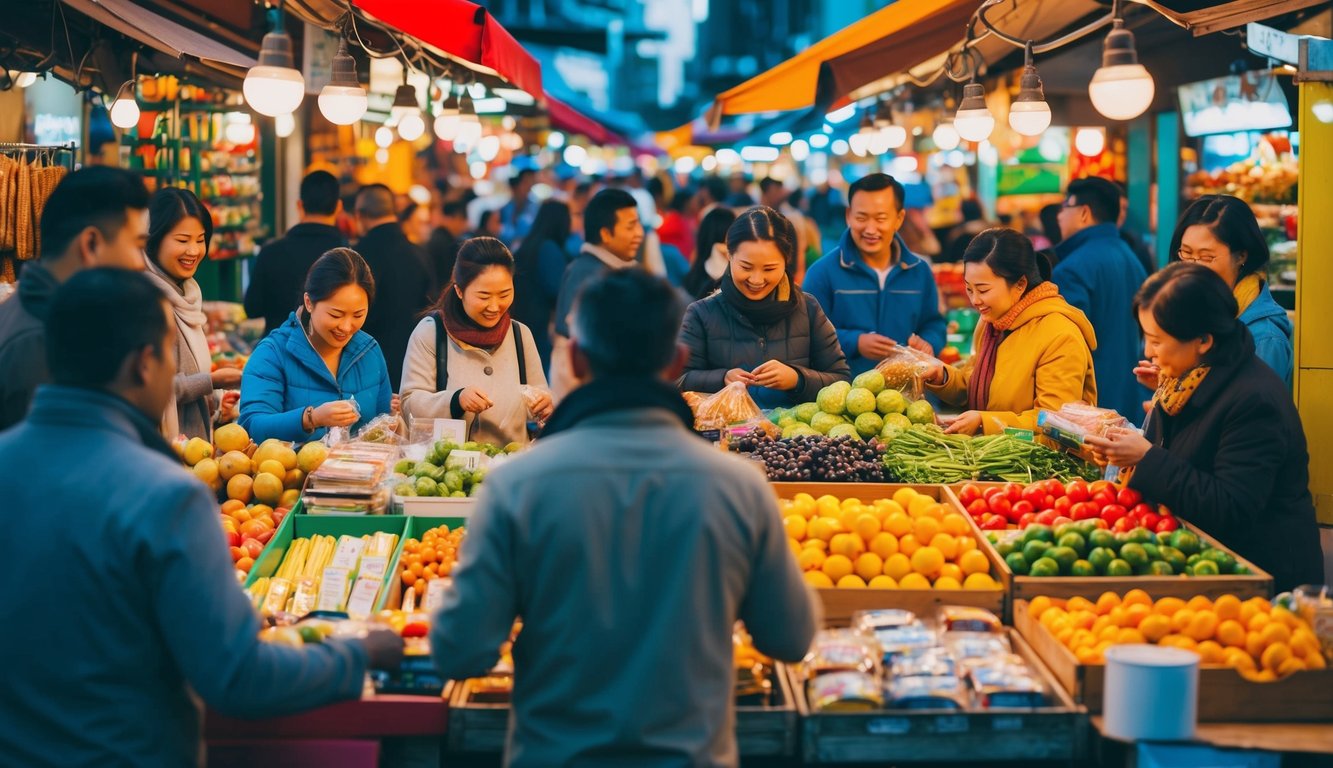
top-left (401, 238), bottom-right (551, 446)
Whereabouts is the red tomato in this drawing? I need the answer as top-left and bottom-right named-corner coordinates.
top-left (1155, 517), bottom-right (1179, 533)
top-left (1046, 480), bottom-right (1067, 499)
top-left (1034, 510), bottom-right (1059, 526)
top-left (1091, 519), bottom-right (1109, 529)
top-left (1100, 504), bottom-right (1129, 526)
top-left (1092, 490), bottom-right (1117, 509)
top-left (1139, 512), bottom-right (1161, 530)
top-left (1090, 480), bottom-right (1114, 496)
top-left (1052, 516), bottom-right (1074, 528)
top-left (1011, 500), bottom-right (1036, 521)
top-left (985, 488), bottom-right (1008, 504)
top-left (1116, 487), bottom-right (1143, 508)
top-left (1053, 497), bottom-right (1073, 516)
top-left (980, 514), bottom-right (1008, 530)
top-left (990, 497), bottom-right (1013, 519)
top-left (1066, 480), bottom-right (1091, 503)
top-left (1129, 503), bottom-right (1155, 522)
top-left (1071, 502), bottom-right (1099, 521)
top-left (1112, 516), bottom-right (1134, 533)
top-left (958, 484), bottom-right (982, 505)
top-left (1022, 486), bottom-right (1047, 508)
top-left (1005, 483), bottom-right (1023, 503)
top-left (967, 499), bottom-right (991, 519)
top-left (1018, 512), bottom-right (1039, 529)
top-left (1043, 495), bottom-right (1057, 510)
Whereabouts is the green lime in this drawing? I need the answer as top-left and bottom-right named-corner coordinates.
top-left (1234, 564), bottom-right (1252, 575)
top-left (1054, 523), bottom-right (1080, 541)
top-left (1088, 547), bottom-right (1115, 574)
top-left (1005, 552), bottom-right (1031, 575)
top-left (1120, 542), bottom-right (1149, 569)
top-left (1047, 546), bottom-right (1079, 574)
top-left (1141, 543), bottom-right (1161, 562)
top-left (1024, 525), bottom-right (1056, 544)
top-left (1070, 559), bottom-right (1097, 577)
top-left (1202, 549), bottom-right (1237, 574)
top-left (1023, 540), bottom-right (1053, 563)
top-left (1124, 527), bottom-right (1155, 545)
top-left (1169, 530), bottom-right (1202, 556)
top-left (1057, 532), bottom-right (1088, 557)
top-left (1106, 559), bottom-right (1133, 577)
top-left (1158, 546), bottom-right (1187, 574)
top-left (1076, 520), bottom-right (1100, 538)
top-left (1187, 553), bottom-right (1203, 567)
top-left (1191, 559), bottom-right (1220, 576)
top-left (987, 533), bottom-right (1000, 545)
top-left (996, 540), bottom-right (1017, 558)
top-left (1029, 557), bottom-right (1061, 577)
top-left (1133, 562), bottom-right (1155, 575)
top-left (1089, 530), bottom-right (1119, 552)
top-left (297, 625), bottom-right (323, 644)
top-left (1148, 561), bottom-right (1175, 576)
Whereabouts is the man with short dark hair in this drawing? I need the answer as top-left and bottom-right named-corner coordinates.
top-left (0, 167), bottom-right (150, 429)
top-left (354, 183), bottom-right (433, 391)
top-left (500, 168), bottom-right (538, 245)
top-left (803, 172), bottom-right (946, 376)
top-left (0, 268), bottom-right (403, 765)
top-left (244, 170), bottom-right (348, 337)
top-left (1054, 176), bottom-right (1149, 424)
top-left (432, 268), bottom-right (818, 768)
top-left (548, 188), bottom-right (644, 397)
top-left (759, 177), bottom-right (811, 281)
top-left (427, 199), bottom-right (470, 287)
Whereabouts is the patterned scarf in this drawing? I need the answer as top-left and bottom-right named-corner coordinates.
top-left (1154, 366), bottom-right (1211, 416)
top-left (1233, 273), bottom-right (1263, 316)
top-left (720, 269), bottom-right (800, 326)
top-left (967, 282), bottom-right (1061, 410)
top-left (441, 287), bottom-right (511, 350)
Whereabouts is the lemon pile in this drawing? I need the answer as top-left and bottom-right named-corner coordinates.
top-left (1031, 590), bottom-right (1328, 680)
top-left (781, 489), bottom-right (1000, 591)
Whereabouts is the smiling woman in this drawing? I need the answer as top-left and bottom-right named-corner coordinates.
top-left (142, 187), bottom-right (233, 442)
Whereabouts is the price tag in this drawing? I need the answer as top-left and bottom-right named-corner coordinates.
top-left (432, 419), bottom-right (467, 445)
top-left (359, 555), bottom-right (389, 580)
top-left (866, 717), bottom-right (911, 735)
top-left (445, 450), bottom-right (487, 471)
top-left (316, 567), bottom-right (351, 612)
top-left (345, 576), bottom-right (382, 619)
top-left (331, 537), bottom-right (365, 570)
top-left (424, 577), bottom-right (452, 612)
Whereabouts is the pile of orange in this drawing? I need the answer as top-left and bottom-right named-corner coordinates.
top-left (399, 524), bottom-right (467, 596)
top-left (1030, 590), bottom-right (1327, 680)
top-left (780, 490), bottom-right (999, 591)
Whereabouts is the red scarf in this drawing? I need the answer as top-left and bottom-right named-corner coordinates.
top-left (441, 288), bottom-right (511, 350)
top-left (966, 282), bottom-right (1060, 410)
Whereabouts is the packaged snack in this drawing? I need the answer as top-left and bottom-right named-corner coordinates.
top-left (853, 609), bottom-right (918, 634)
top-left (873, 345), bottom-right (938, 398)
top-left (939, 606), bottom-right (1003, 634)
top-left (886, 674), bottom-right (969, 710)
top-left (689, 381), bottom-right (765, 431)
top-left (873, 624), bottom-right (936, 661)
top-left (890, 647), bottom-right (958, 679)
top-left (802, 629), bottom-right (882, 678)
top-left (943, 632), bottom-right (1013, 661)
top-left (965, 656), bottom-right (1047, 708)
top-left (808, 671), bottom-right (885, 712)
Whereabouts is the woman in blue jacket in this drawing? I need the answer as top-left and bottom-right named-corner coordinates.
top-left (239, 248), bottom-right (394, 442)
top-left (1161, 195), bottom-right (1292, 386)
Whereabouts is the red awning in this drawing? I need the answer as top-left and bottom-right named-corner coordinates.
top-left (546, 96), bottom-right (625, 146)
top-left (354, 0), bottom-right (543, 100)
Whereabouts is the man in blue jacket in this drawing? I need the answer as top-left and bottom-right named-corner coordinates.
top-left (804, 173), bottom-right (946, 376)
top-left (0, 269), bottom-right (403, 767)
top-left (1054, 177), bottom-right (1149, 424)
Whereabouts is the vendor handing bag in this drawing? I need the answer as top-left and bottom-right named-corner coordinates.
top-left (873, 344), bottom-right (939, 401)
top-left (685, 381), bottom-right (778, 443)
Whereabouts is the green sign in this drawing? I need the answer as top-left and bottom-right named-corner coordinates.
top-left (997, 163), bottom-right (1065, 197)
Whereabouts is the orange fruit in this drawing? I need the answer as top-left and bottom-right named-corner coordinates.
top-left (898, 573), bottom-right (932, 590)
top-left (1222, 647), bottom-right (1257, 672)
top-left (957, 535), bottom-right (978, 554)
top-left (929, 533), bottom-right (959, 560)
top-left (1099, 625), bottom-right (1120, 643)
top-left (1241, 669), bottom-right (1277, 683)
top-left (784, 515), bottom-right (808, 540)
top-left (1170, 608), bottom-right (1197, 634)
top-left (220, 499), bottom-right (246, 516)
top-left (1117, 628), bottom-right (1146, 644)
top-left (1244, 596), bottom-right (1273, 614)
top-left (853, 513), bottom-right (882, 541)
top-left (1259, 622), bottom-right (1292, 649)
top-left (1196, 640), bottom-right (1226, 664)
top-left (1096, 592), bottom-right (1122, 616)
top-left (1070, 611), bottom-right (1097, 631)
top-left (1139, 615), bottom-right (1171, 642)
top-left (869, 532), bottom-right (899, 560)
top-left (855, 553), bottom-right (884, 581)
top-left (934, 576), bottom-right (963, 590)
top-left (1272, 607), bottom-right (1305, 631)
top-left (837, 574), bottom-right (868, 589)
top-left (939, 563), bottom-right (964, 582)
top-left (898, 534), bottom-right (922, 557)
top-left (1184, 612), bottom-right (1219, 642)
top-left (910, 546), bottom-right (946, 578)
top-left (1108, 606), bottom-right (1130, 629)
top-left (884, 511), bottom-right (913, 538)
top-left (1124, 604), bottom-right (1152, 629)
top-left (1186, 595), bottom-right (1214, 613)
top-left (1246, 631), bottom-right (1267, 659)
top-left (1028, 596), bottom-right (1054, 621)
top-left (1068, 596), bottom-right (1096, 615)
top-left (963, 572), bottom-right (998, 590)
top-left (807, 517), bottom-right (838, 542)
top-left (804, 571), bottom-right (834, 588)
top-left (959, 549), bottom-right (990, 576)
top-left (1075, 646), bottom-right (1102, 664)
top-left (1291, 628), bottom-right (1321, 659)
top-left (1216, 620), bottom-right (1246, 648)
top-left (1161, 634), bottom-right (1197, 652)
top-left (1123, 589), bottom-right (1153, 608)
top-left (913, 516), bottom-right (941, 543)
top-left (1239, 601), bottom-right (1262, 628)
top-left (1305, 650), bottom-right (1328, 671)
top-left (823, 554), bottom-right (854, 582)
top-left (797, 548), bottom-right (825, 571)
top-left (942, 514), bottom-right (970, 536)
top-left (830, 533), bottom-right (866, 559)
top-left (884, 553), bottom-right (913, 581)
top-left (1276, 657), bottom-right (1306, 676)
top-left (1248, 612), bottom-right (1272, 633)
top-left (1261, 642), bottom-right (1292, 672)
top-left (1154, 597), bottom-right (1187, 618)
top-left (1213, 594), bottom-right (1241, 622)
top-left (868, 575), bottom-right (898, 589)
top-left (1091, 616), bottom-right (1113, 635)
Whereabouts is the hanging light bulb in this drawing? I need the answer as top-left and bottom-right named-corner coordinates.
top-left (1009, 45), bottom-right (1052, 136)
top-left (375, 125), bottom-right (394, 148)
top-left (933, 120), bottom-right (961, 151)
top-left (109, 80), bottom-right (140, 130)
top-left (953, 82), bottom-right (995, 143)
top-left (1074, 127), bottom-right (1106, 157)
top-left (456, 92), bottom-right (483, 146)
top-left (275, 112), bottom-right (295, 138)
top-left (1089, 17), bottom-right (1155, 121)
top-left (243, 7), bottom-right (305, 117)
top-left (10, 71), bottom-right (38, 88)
top-left (434, 90), bottom-right (461, 141)
top-left (391, 73), bottom-right (425, 141)
top-left (318, 38), bottom-right (368, 125)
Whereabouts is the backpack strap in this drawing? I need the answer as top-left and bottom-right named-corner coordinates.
top-left (514, 322), bottom-right (528, 386)
top-left (434, 312), bottom-right (448, 391)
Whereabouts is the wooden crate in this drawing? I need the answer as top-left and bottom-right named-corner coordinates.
top-left (979, 521), bottom-right (1272, 604)
top-left (771, 483), bottom-right (1008, 624)
top-left (1014, 599), bottom-right (1333, 722)
top-left (795, 628), bottom-right (1088, 764)
top-left (447, 665), bottom-right (801, 757)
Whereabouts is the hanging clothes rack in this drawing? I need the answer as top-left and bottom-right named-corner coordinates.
top-left (0, 141), bottom-right (78, 170)
top-left (0, 142), bottom-right (78, 282)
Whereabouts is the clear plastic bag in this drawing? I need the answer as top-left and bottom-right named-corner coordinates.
top-left (873, 345), bottom-right (938, 400)
top-left (354, 413), bottom-right (403, 444)
top-left (520, 384), bottom-right (553, 424)
top-left (688, 381), bottom-right (766, 432)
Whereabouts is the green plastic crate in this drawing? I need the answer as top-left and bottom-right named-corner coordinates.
top-left (383, 516), bottom-right (468, 612)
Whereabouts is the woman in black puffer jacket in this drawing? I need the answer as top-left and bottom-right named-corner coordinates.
top-left (678, 206), bottom-right (850, 409)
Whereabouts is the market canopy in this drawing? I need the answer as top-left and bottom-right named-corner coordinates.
top-left (59, 0), bottom-right (257, 75)
top-left (353, 0), bottom-right (543, 101)
top-left (547, 96), bottom-right (625, 146)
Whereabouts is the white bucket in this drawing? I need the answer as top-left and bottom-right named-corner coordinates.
top-left (1103, 644), bottom-right (1199, 742)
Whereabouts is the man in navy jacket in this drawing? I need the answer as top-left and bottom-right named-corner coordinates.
top-left (804, 173), bottom-right (946, 376)
top-left (1053, 177), bottom-right (1149, 425)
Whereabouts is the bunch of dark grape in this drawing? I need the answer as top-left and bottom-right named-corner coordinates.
top-left (744, 434), bottom-right (887, 482)
top-left (729, 427), bottom-right (771, 454)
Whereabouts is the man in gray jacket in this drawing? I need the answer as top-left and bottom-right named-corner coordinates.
top-left (432, 269), bottom-right (819, 768)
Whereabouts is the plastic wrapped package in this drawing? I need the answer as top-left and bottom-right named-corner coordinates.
top-left (942, 632), bottom-right (1013, 661)
top-left (355, 413), bottom-right (404, 444)
top-left (872, 623), bottom-right (936, 662)
top-left (1037, 404), bottom-right (1127, 451)
top-left (688, 381), bottom-right (778, 436)
top-left (885, 674), bottom-right (970, 710)
top-left (802, 629), bottom-right (883, 678)
top-left (873, 345), bottom-right (938, 399)
top-left (964, 655), bottom-right (1047, 708)
top-left (890, 647), bottom-right (958, 679)
top-left (809, 671), bottom-right (885, 712)
top-left (853, 609), bottom-right (918, 634)
top-left (938, 606), bottom-right (1003, 634)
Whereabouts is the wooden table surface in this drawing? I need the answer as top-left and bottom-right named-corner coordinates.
top-left (1092, 716), bottom-right (1333, 755)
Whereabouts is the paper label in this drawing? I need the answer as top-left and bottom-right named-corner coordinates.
top-left (359, 555), bottom-right (389, 580)
top-left (261, 578), bottom-right (293, 615)
top-left (445, 450), bottom-right (487, 471)
top-left (432, 419), bottom-right (468, 444)
top-left (346, 576), bottom-right (382, 619)
top-left (316, 567), bottom-right (352, 612)
top-left (424, 577), bottom-right (452, 612)
top-left (331, 536), bottom-right (366, 570)
top-left (290, 579), bottom-right (319, 616)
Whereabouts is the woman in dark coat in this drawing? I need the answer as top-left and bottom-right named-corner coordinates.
top-left (1086, 263), bottom-right (1322, 591)
top-left (678, 206), bottom-right (850, 409)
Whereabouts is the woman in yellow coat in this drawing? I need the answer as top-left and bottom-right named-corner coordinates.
top-left (923, 228), bottom-right (1097, 434)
